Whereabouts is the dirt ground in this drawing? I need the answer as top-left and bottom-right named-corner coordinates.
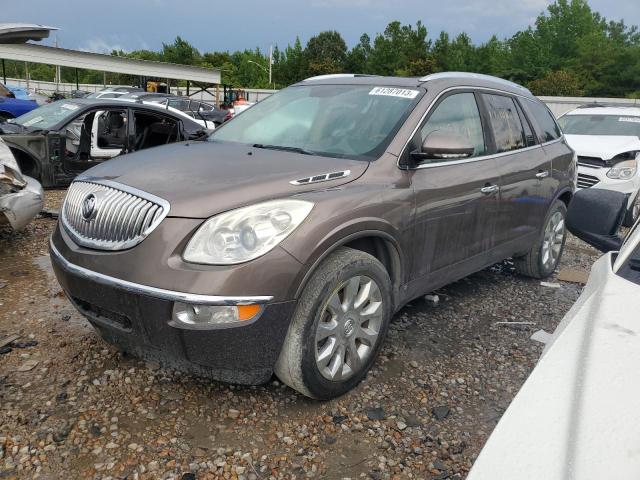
top-left (0, 189), bottom-right (600, 480)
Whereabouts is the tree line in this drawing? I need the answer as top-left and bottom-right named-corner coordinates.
top-left (2, 0), bottom-right (639, 97)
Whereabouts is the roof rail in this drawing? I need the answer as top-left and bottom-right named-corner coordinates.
top-left (303, 73), bottom-right (377, 82)
top-left (419, 72), bottom-right (531, 94)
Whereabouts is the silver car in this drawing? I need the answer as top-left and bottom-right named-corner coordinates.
top-left (0, 137), bottom-right (43, 230)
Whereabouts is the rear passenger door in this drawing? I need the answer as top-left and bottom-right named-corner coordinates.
top-left (481, 93), bottom-right (552, 251)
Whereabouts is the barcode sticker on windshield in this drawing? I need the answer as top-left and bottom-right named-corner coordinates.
top-left (369, 87), bottom-right (419, 99)
top-left (619, 116), bottom-right (640, 123)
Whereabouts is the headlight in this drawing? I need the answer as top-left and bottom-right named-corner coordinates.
top-left (607, 157), bottom-right (638, 180)
top-left (183, 199), bottom-right (314, 265)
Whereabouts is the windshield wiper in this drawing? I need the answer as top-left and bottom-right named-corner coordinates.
top-left (253, 143), bottom-right (316, 156)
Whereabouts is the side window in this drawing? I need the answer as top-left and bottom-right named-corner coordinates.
top-left (515, 101), bottom-right (537, 147)
top-left (483, 94), bottom-right (526, 153)
top-left (522, 98), bottom-right (561, 142)
top-left (132, 111), bottom-right (181, 150)
top-left (419, 92), bottom-right (486, 159)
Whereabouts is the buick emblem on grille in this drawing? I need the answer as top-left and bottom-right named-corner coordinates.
top-left (81, 193), bottom-right (97, 221)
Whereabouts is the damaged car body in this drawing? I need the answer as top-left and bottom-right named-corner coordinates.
top-left (1, 99), bottom-right (209, 188)
top-left (50, 73), bottom-right (575, 399)
top-left (0, 137), bottom-right (43, 230)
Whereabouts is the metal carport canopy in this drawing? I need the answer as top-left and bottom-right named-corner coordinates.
top-left (0, 43), bottom-right (220, 84)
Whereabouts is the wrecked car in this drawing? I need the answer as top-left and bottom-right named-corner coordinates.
top-left (50, 72), bottom-right (575, 399)
top-left (558, 105), bottom-right (640, 226)
top-left (0, 137), bottom-right (43, 230)
top-left (1, 98), bottom-right (209, 187)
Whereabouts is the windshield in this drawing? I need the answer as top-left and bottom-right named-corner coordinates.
top-left (12, 101), bottom-right (82, 129)
top-left (558, 114), bottom-right (640, 137)
top-left (209, 84), bottom-right (423, 160)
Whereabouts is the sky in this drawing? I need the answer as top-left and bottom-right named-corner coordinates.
top-left (3, 0), bottom-right (639, 55)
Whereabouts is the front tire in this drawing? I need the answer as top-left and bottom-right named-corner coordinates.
top-left (514, 200), bottom-right (567, 279)
top-left (275, 247), bottom-right (392, 400)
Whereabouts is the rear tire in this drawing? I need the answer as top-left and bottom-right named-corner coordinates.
top-left (275, 247), bottom-right (392, 400)
top-left (623, 191), bottom-right (640, 227)
top-left (514, 200), bottom-right (567, 279)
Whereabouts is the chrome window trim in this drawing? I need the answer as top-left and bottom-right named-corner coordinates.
top-left (49, 239), bottom-right (273, 306)
top-left (61, 178), bottom-right (171, 251)
top-left (396, 85), bottom-right (563, 170)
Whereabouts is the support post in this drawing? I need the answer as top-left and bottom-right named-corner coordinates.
top-left (75, 68), bottom-right (79, 90)
top-left (186, 80), bottom-right (190, 96)
top-left (2, 59), bottom-right (5, 84)
top-left (24, 62), bottom-right (29, 90)
top-left (269, 44), bottom-right (272, 88)
top-left (215, 84), bottom-right (220, 107)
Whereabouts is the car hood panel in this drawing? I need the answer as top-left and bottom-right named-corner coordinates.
top-left (78, 141), bottom-right (369, 218)
top-left (564, 134), bottom-right (640, 160)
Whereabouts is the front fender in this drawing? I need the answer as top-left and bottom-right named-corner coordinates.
top-left (279, 184), bottom-right (414, 302)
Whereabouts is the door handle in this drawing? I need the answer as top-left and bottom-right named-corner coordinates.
top-left (480, 184), bottom-right (499, 194)
top-left (536, 170), bottom-right (550, 179)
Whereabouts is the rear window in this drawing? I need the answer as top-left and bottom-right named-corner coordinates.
top-left (522, 98), bottom-right (561, 142)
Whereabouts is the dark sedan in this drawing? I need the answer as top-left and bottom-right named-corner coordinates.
top-left (0, 98), bottom-right (209, 187)
top-left (120, 92), bottom-right (229, 126)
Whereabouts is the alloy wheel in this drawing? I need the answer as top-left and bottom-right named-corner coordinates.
top-left (541, 211), bottom-right (565, 270)
top-left (315, 275), bottom-right (384, 381)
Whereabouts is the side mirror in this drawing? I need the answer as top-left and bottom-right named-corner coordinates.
top-left (411, 131), bottom-right (475, 163)
top-left (566, 189), bottom-right (627, 253)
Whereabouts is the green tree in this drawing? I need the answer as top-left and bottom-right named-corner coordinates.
top-left (368, 21), bottom-right (430, 76)
top-left (304, 31), bottom-right (348, 76)
top-left (161, 36), bottom-right (201, 65)
top-left (528, 70), bottom-right (584, 95)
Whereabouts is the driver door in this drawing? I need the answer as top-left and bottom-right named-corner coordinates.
top-left (407, 91), bottom-right (502, 285)
top-left (61, 108), bottom-right (128, 176)
top-left (90, 109), bottom-right (129, 159)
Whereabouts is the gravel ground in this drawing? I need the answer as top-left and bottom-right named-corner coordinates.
top-left (0, 189), bottom-right (600, 480)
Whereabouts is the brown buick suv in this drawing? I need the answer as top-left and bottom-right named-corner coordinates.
top-left (50, 72), bottom-right (576, 399)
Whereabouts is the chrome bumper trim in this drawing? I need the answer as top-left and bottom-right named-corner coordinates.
top-left (49, 238), bottom-right (273, 306)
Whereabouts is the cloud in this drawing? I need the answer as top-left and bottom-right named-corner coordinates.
top-left (80, 37), bottom-right (127, 54)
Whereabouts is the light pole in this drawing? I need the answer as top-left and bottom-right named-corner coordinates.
top-left (247, 44), bottom-right (273, 88)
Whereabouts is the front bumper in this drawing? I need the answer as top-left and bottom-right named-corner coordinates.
top-left (50, 237), bottom-right (297, 385)
top-left (0, 175), bottom-right (44, 230)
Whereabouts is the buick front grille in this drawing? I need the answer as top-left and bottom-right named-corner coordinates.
top-left (61, 180), bottom-right (170, 250)
top-left (577, 173), bottom-right (600, 189)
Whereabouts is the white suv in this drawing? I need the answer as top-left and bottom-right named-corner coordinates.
top-left (558, 106), bottom-right (640, 225)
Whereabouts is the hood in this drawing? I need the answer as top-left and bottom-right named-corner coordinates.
top-left (564, 134), bottom-right (640, 160)
top-left (79, 141), bottom-right (369, 218)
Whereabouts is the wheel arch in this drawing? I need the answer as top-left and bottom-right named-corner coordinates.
top-left (556, 187), bottom-right (573, 207)
top-left (292, 230), bottom-right (404, 311)
top-left (8, 145), bottom-right (42, 180)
